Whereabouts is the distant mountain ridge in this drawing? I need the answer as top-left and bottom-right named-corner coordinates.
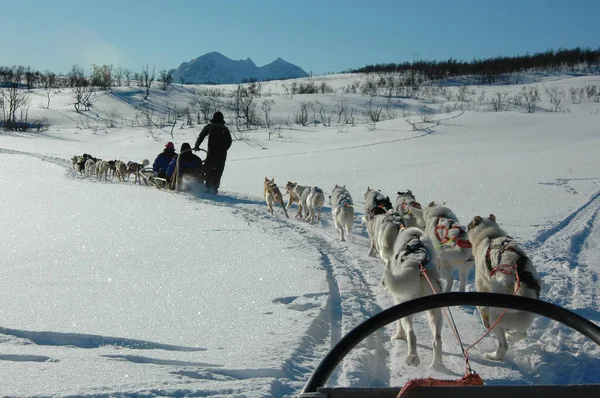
top-left (169, 52), bottom-right (309, 84)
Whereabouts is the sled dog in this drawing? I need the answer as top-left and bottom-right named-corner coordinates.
top-left (383, 227), bottom-right (444, 369)
top-left (467, 214), bottom-right (542, 361)
top-left (366, 209), bottom-right (406, 267)
top-left (285, 181), bottom-right (310, 218)
top-left (96, 160), bottom-right (111, 180)
top-left (330, 185), bottom-right (354, 241)
top-left (115, 160), bottom-right (128, 182)
top-left (264, 177), bottom-right (289, 218)
top-left (126, 159), bottom-right (150, 184)
top-left (395, 190), bottom-right (425, 229)
top-left (363, 187), bottom-right (393, 225)
top-left (305, 187), bottom-right (325, 224)
top-left (423, 201), bottom-right (473, 292)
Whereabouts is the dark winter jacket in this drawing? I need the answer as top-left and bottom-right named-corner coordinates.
top-left (194, 122), bottom-right (232, 154)
top-left (153, 149), bottom-right (177, 174)
top-left (166, 151), bottom-right (203, 178)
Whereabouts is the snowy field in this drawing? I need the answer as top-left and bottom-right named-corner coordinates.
top-left (1, 72), bottom-right (600, 396)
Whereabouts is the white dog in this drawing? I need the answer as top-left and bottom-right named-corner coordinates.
top-left (330, 185), bottom-right (355, 241)
top-left (305, 187), bottom-right (325, 224)
top-left (96, 160), bottom-right (111, 180)
top-left (285, 181), bottom-right (311, 219)
top-left (367, 209), bottom-right (405, 267)
top-left (423, 201), bottom-right (473, 293)
top-left (467, 214), bottom-right (542, 361)
top-left (362, 187), bottom-right (393, 225)
top-left (383, 227), bottom-right (444, 369)
top-left (84, 158), bottom-right (97, 177)
top-left (395, 190), bottom-right (425, 229)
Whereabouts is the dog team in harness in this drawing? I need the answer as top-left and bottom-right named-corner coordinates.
top-left (150, 111), bottom-right (232, 194)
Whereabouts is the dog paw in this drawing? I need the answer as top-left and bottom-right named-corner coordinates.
top-left (405, 354), bottom-right (420, 367)
top-left (483, 352), bottom-right (504, 361)
top-left (392, 332), bottom-right (406, 341)
top-left (429, 361), bottom-right (447, 372)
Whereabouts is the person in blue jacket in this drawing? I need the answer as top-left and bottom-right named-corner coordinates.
top-left (152, 141), bottom-right (177, 178)
top-left (166, 142), bottom-right (203, 180)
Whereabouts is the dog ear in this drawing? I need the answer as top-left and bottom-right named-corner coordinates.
top-left (265, 177), bottom-right (268, 181)
top-left (429, 201), bottom-right (436, 207)
top-left (474, 215), bottom-right (482, 225)
top-left (407, 189), bottom-right (412, 194)
top-left (489, 214), bottom-right (496, 222)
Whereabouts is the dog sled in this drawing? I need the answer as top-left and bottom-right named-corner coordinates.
top-left (143, 149), bottom-right (207, 192)
top-left (298, 293), bottom-right (600, 398)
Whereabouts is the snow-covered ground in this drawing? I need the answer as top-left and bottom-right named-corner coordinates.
top-left (1, 72), bottom-right (600, 396)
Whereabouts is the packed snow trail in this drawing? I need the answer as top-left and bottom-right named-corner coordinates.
top-left (3, 148), bottom-right (600, 396)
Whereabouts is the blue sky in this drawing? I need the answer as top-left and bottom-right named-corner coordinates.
top-left (2, 0), bottom-right (599, 75)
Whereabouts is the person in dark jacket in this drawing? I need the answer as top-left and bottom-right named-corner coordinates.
top-left (166, 142), bottom-right (203, 180)
top-left (152, 141), bottom-right (177, 178)
top-left (193, 111), bottom-right (232, 194)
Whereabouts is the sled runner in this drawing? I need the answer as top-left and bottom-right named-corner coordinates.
top-left (298, 293), bottom-right (600, 398)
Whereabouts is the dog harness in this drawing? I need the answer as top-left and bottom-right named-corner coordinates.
top-left (485, 237), bottom-right (520, 276)
top-left (435, 216), bottom-right (472, 248)
top-left (399, 200), bottom-right (422, 215)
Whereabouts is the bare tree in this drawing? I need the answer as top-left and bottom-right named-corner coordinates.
top-left (490, 91), bottom-right (511, 112)
top-left (335, 99), bottom-right (348, 124)
top-left (261, 99), bottom-right (275, 128)
top-left (365, 95), bottom-right (383, 128)
top-left (69, 64), bottom-right (94, 113)
top-left (123, 68), bottom-right (133, 87)
top-left (522, 86), bottom-right (540, 113)
top-left (158, 70), bottom-right (173, 90)
top-left (113, 67), bottom-right (124, 87)
top-left (140, 64), bottom-right (155, 100)
top-left (295, 101), bottom-right (311, 126)
top-left (41, 70), bottom-right (56, 109)
top-left (545, 86), bottom-right (566, 112)
top-left (0, 84), bottom-right (30, 130)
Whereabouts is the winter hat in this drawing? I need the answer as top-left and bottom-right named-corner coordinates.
top-left (165, 141), bottom-right (175, 149)
top-left (180, 142), bottom-right (192, 152)
top-left (210, 111), bottom-right (225, 124)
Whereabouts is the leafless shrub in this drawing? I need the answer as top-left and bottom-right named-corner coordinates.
top-left (522, 86), bottom-right (540, 113)
top-left (545, 86), bottom-right (566, 112)
top-left (490, 91), bottom-right (511, 112)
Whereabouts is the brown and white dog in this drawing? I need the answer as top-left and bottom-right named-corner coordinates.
top-left (126, 159), bottom-right (150, 184)
top-left (423, 201), bottom-right (473, 293)
top-left (284, 181), bottom-right (310, 218)
top-left (264, 177), bottom-right (289, 218)
top-left (467, 214), bottom-right (542, 361)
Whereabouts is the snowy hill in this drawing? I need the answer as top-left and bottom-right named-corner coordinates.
top-left (169, 51), bottom-right (309, 84)
top-left (0, 71), bottom-right (600, 396)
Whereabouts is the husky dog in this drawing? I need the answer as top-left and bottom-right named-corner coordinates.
top-left (115, 160), bottom-right (128, 182)
top-left (467, 214), bottom-right (542, 361)
top-left (264, 177), bottom-right (289, 218)
top-left (330, 185), bottom-right (355, 241)
top-left (423, 201), bottom-right (473, 293)
top-left (96, 160), bottom-right (111, 180)
top-left (395, 190), bottom-right (425, 229)
top-left (285, 181), bottom-right (310, 218)
top-left (71, 155), bottom-right (79, 170)
top-left (383, 227), bottom-right (444, 369)
top-left (126, 159), bottom-right (150, 184)
top-left (84, 158), bottom-right (97, 177)
top-left (367, 209), bottom-right (406, 267)
top-left (305, 187), bottom-right (325, 224)
top-left (363, 187), bottom-right (393, 225)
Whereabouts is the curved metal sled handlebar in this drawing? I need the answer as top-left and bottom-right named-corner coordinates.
top-left (301, 292), bottom-right (600, 394)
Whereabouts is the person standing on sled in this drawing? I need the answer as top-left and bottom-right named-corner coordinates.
top-left (152, 141), bottom-right (177, 179)
top-left (193, 111), bottom-right (232, 195)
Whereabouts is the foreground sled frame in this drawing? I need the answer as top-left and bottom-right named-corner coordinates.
top-left (298, 293), bottom-right (600, 398)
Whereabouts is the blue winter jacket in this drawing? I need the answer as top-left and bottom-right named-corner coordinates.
top-left (153, 149), bottom-right (177, 174)
top-left (166, 151), bottom-right (203, 178)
